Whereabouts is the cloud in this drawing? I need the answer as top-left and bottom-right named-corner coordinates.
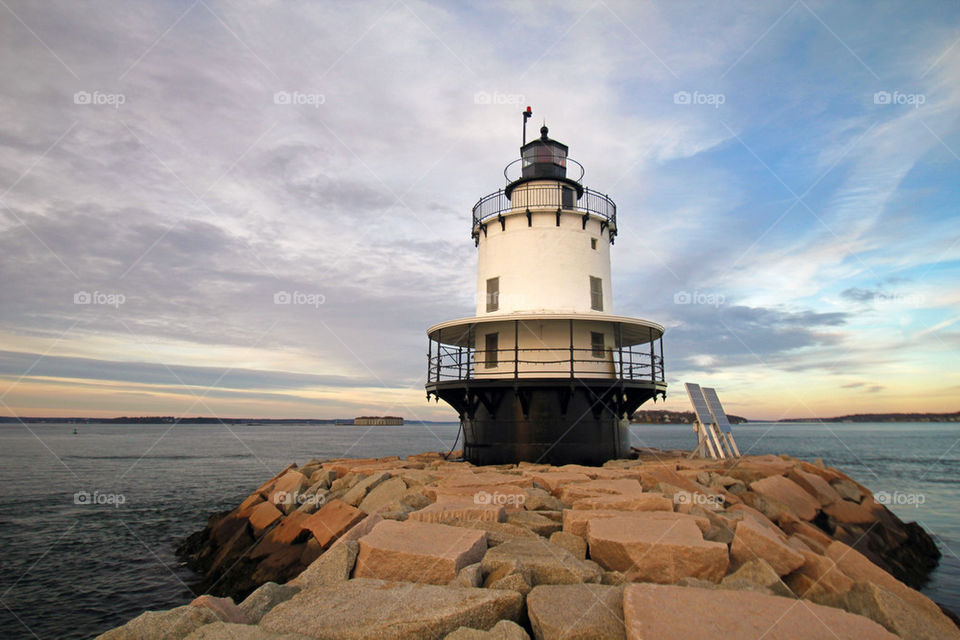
top-left (840, 287), bottom-right (879, 303)
top-left (1, 1), bottom-right (958, 418)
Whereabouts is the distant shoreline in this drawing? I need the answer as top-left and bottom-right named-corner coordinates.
top-left (4, 411), bottom-right (958, 424)
top-left (631, 409), bottom-right (960, 424)
top-left (0, 416), bottom-right (441, 425)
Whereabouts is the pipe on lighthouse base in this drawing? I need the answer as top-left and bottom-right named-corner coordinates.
top-left (430, 379), bottom-right (665, 466)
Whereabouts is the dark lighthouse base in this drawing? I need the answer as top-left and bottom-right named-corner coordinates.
top-left (428, 379), bottom-right (667, 466)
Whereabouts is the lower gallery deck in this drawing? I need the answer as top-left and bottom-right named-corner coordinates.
top-left (426, 314), bottom-right (667, 464)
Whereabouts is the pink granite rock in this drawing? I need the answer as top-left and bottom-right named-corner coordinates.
top-left (749, 475), bottom-right (820, 521)
top-left (189, 595), bottom-right (249, 624)
top-left (638, 466), bottom-right (704, 493)
top-left (784, 547), bottom-right (854, 599)
top-left (247, 502), bottom-right (283, 536)
top-left (266, 470), bottom-right (309, 511)
top-left (622, 583), bottom-right (898, 639)
top-left (264, 511), bottom-right (311, 545)
top-left (730, 518), bottom-right (805, 576)
top-left (440, 471), bottom-right (533, 488)
top-left (787, 468), bottom-right (842, 506)
top-left (329, 513), bottom-right (382, 550)
top-left (523, 471), bottom-right (592, 496)
top-left (408, 502), bottom-right (506, 524)
top-left (587, 515), bottom-right (729, 584)
top-left (571, 493), bottom-right (673, 512)
top-left (300, 499), bottom-right (366, 548)
top-left (556, 479), bottom-right (644, 503)
top-left (825, 541), bottom-right (960, 638)
top-left (354, 519), bottom-right (487, 584)
top-left (564, 509), bottom-right (709, 538)
top-left (823, 499), bottom-right (877, 524)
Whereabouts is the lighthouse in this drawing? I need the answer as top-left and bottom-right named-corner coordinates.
top-left (426, 116), bottom-right (667, 465)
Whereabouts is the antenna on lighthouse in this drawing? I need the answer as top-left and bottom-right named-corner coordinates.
top-left (522, 106), bottom-right (533, 145)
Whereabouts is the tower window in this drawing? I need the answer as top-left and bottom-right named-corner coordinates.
top-left (486, 277), bottom-right (499, 312)
top-left (590, 276), bottom-right (603, 311)
top-left (591, 332), bottom-right (605, 358)
top-left (562, 186), bottom-right (575, 209)
top-left (591, 237), bottom-right (598, 250)
top-left (484, 333), bottom-right (499, 368)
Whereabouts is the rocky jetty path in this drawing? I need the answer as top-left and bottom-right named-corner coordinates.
top-left (98, 450), bottom-right (959, 639)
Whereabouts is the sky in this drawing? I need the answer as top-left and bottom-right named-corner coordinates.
top-left (0, 0), bottom-right (958, 422)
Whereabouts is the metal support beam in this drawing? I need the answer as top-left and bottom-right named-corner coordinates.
top-left (658, 335), bottom-right (664, 382)
top-left (427, 337), bottom-right (433, 390)
top-left (513, 320), bottom-right (519, 386)
top-left (436, 329), bottom-right (442, 382)
top-left (649, 327), bottom-right (655, 384)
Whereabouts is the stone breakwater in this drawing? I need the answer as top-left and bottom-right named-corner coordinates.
top-left (98, 450), bottom-right (959, 640)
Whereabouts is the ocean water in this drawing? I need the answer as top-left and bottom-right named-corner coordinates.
top-left (0, 420), bottom-right (957, 639)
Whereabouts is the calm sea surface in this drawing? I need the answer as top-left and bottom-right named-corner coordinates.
top-left (0, 421), bottom-right (957, 639)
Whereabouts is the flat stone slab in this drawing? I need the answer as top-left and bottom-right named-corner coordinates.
top-left (571, 493), bottom-right (673, 512)
top-left (440, 471), bottom-right (533, 488)
top-left (749, 475), bottom-right (821, 521)
top-left (563, 509), bottom-right (709, 537)
top-left (96, 605), bottom-right (220, 640)
top-left (341, 471), bottom-right (392, 506)
top-left (787, 468), bottom-right (842, 506)
top-left (444, 620), bottom-right (530, 640)
top-left (527, 584), bottom-right (625, 640)
top-left (623, 583), bottom-right (898, 639)
top-left (290, 540), bottom-right (358, 588)
top-left (557, 479), bottom-right (645, 503)
top-left (587, 515), bottom-right (729, 584)
top-left (481, 538), bottom-right (603, 586)
top-left (448, 519), bottom-right (541, 546)
top-left (182, 622), bottom-right (310, 640)
top-left (783, 548), bottom-right (854, 599)
top-left (266, 470), bottom-right (309, 509)
top-left (409, 502), bottom-right (506, 524)
top-left (247, 501), bottom-right (283, 535)
top-left (237, 582), bottom-right (300, 624)
top-left (825, 541), bottom-right (960, 639)
top-left (523, 471), bottom-right (592, 495)
top-left (300, 499), bottom-right (365, 548)
top-left (823, 499), bottom-right (877, 524)
top-left (259, 578), bottom-right (522, 640)
top-left (354, 519), bottom-right (487, 584)
top-left (730, 517), bottom-right (805, 576)
top-left (358, 476), bottom-right (407, 514)
top-left (429, 485), bottom-right (528, 511)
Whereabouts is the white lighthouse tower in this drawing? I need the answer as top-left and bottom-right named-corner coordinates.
top-left (426, 117), bottom-right (666, 465)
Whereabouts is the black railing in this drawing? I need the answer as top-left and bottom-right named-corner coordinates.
top-left (426, 345), bottom-right (665, 386)
top-left (471, 184), bottom-right (617, 240)
top-left (503, 157), bottom-right (586, 183)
